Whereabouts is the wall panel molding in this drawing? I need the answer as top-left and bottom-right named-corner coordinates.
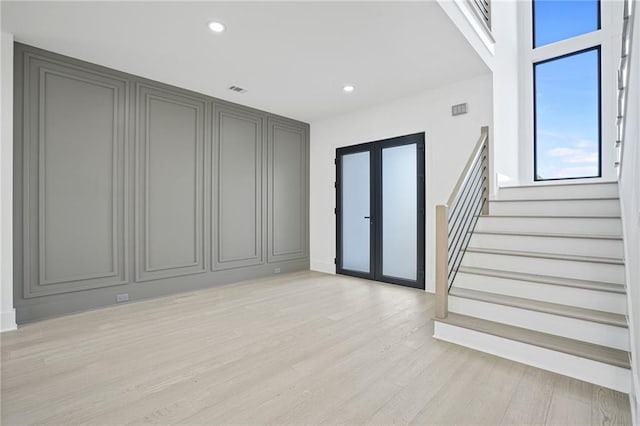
top-left (134, 83), bottom-right (208, 281)
top-left (21, 51), bottom-right (129, 298)
top-left (267, 117), bottom-right (309, 263)
top-left (212, 105), bottom-right (265, 270)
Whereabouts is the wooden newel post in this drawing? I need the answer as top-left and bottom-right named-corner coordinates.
top-left (435, 204), bottom-right (448, 319)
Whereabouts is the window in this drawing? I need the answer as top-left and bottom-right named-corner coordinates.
top-left (531, 0), bottom-right (602, 181)
top-left (534, 48), bottom-right (601, 180)
top-left (533, 0), bottom-right (600, 48)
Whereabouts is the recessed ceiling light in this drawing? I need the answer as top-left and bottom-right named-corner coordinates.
top-left (343, 84), bottom-right (355, 93)
top-left (208, 21), bottom-right (226, 33)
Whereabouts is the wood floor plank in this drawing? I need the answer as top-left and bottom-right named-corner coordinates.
top-left (501, 365), bottom-right (556, 424)
top-left (0, 271), bottom-right (631, 425)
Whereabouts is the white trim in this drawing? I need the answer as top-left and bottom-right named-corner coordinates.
top-left (1, 309), bottom-right (17, 332)
top-left (453, 0), bottom-right (495, 51)
top-left (1, 33), bottom-right (15, 334)
top-left (632, 371), bottom-right (640, 425)
top-left (619, 154), bottom-right (640, 425)
top-left (310, 260), bottom-right (335, 275)
top-left (433, 321), bottom-right (631, 393)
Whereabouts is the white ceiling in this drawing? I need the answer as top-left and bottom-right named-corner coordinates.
top-left (1, 1), bottom-right (489, 123)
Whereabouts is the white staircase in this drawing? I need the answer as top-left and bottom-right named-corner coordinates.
top-left (434, 181), bottom-right (631, 392)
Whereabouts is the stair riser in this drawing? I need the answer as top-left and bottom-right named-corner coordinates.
top-left (469, 234), bottom-right (624, 258)
top-left (497, 183), bottom-right (618, 200)
top-left (461, 252), bottom-right (625, 285)
top-left (448, 296), bottom-right (629, 350)
top-left (475, 217), bottom-right (622, 236)
top-left (433, 322), bottom-right (630, 393)
top-left (489, 199), bottom-right (620, 217)
top-left (454, 273), bottom-right (627, 315)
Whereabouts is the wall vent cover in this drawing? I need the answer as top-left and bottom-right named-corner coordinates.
top-left (229, 85), bottom-right (248, 93)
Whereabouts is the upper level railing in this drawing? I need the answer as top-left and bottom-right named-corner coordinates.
top-left (469, 0), bottom-right (491, 31)
top-left (435, 127), bottom-right (489, 319)
top-left (616, 0), bottom-right (634, 172)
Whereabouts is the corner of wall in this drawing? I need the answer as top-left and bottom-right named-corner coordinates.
top-left (310, 260), bottom-right (335, 275)
top-left (1, 309), bottom-right (17, 332)
top-left (1, 32), bottom-right (16, 332)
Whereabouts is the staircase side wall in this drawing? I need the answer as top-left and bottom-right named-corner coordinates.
top-left (619, 5), bottom-right (640, 420)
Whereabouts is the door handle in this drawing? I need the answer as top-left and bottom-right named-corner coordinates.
top-left (364, 216), bottom-right (370, 219)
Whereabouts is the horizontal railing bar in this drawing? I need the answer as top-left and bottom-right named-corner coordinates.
top-left (448, 184), bottom-right (485, 270)
top-left (448, 166), bottom-right (485, 238)
top-left (617, 0), bottom-right (634, 173)
top-left (448, 191), bottom-right (485, 275)
top-left (449, 179), bottom-right (485, 254)
top-left (448, 198), bottom-right (485, 289)
top-left (447, 184), bottom-right (484, 266)
top-left (448, 175), bottom-right (485, 252)
top-left (448, 154), bottom-right (485, 221)
top-left (448, 153), bottom-right (483, 217)
top-left (446, 131), bottom-right (488, 207)
top-left (448, 158), bottom-right (484, 228)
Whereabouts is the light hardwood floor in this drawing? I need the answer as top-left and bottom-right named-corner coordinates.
top-left (1, 271), bottom-right (631, 425)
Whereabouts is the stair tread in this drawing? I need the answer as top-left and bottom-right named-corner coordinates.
top-left (435, 313), bottom-right (631, 369)
top-left (471, 230), bottom-right (622, 240)
top-left (490, 197), bottom-right (619, 202)
top-left (457, 266), bottom-right (627, 294)
top-left (465, 247), bottom-right (625, 265)
top-left (448, 287), bottom-right (628, 327)
top-left (480, 215), bottom-right (621, 219)
top-left (499, 181), bottom-right (617, 189)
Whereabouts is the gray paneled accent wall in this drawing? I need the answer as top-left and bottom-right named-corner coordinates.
top-left (20, 50), bottom-right (129, 298)
top-left (13, 43), bottom-right (309, 323)
top-left (213, 105), bottom-right (265, 271)
top-left (268, 118), bottom-right (309, 263)
top-left (135, 83), bottom-right (208, 281)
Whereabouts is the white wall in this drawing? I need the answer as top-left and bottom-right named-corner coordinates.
top-left (309, 74), bottom-right (493, 292)
top-left (1, 31), bottom-right (16, 331)
top-left (437, 0), bottom-right (520, 191)
top-left (619, 4), bottom-right (640, 419)
top-left (436, 0), bottom-right (495, 69)
top-left (490, 0), bottom-right (520, 189)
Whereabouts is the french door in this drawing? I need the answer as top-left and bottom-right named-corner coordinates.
top-left (335, 133), bottom-right (425, 289)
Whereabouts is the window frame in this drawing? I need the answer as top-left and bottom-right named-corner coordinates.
top-left (517, 0), bottom-right (619, 184)
top-left (532, 45), bottom-right (603, 181)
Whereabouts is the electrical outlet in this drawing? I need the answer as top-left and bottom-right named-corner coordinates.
top-left (274, 268), bottom-right (281, 274)
top-left (116, 293), bottom-right (129, 303)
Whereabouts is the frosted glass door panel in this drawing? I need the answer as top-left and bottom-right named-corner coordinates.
top-left (342, 152), bottom-right (370, 273)
top-left (382, 144), bottom-right (417, 280)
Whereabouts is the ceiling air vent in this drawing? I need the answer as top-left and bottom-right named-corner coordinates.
top-left (228, 85), bottom-right (248, 94)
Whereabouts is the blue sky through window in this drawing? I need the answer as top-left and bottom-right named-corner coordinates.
top-left (535, 49), bottom-right (600, 180)
top-left (533, 0), bottom-right (600, 180)
top-left (534, 0), bottom-right (599, 48)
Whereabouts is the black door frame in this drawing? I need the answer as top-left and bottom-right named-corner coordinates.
top-left (335, 132), bottom-right (425, 290)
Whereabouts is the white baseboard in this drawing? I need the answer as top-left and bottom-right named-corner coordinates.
top-left (310, 260), bottom-right (335, 275)
top-left (631, 368), bottom-right (640, 425)
top-left (433, 321), bottom-right (631, 393)
top-left (1, 308), bottom-right (17, 332)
